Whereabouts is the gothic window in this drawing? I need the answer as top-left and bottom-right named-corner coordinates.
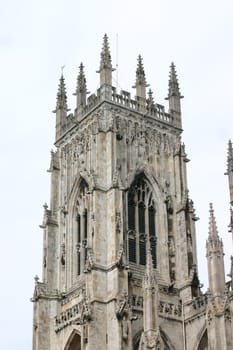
top-left (75, 179), bottom-right (89, 275)
top-left (127, 175), bottom-right (157, 267)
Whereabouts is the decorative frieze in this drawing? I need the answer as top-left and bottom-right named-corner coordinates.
top-left (159, 300), bottom-right (182, 319)
top-left (55, 296), bottom-right (92, 332)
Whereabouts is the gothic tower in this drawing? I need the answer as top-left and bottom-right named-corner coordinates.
top-left (32, 35), bottom-right (233, 350)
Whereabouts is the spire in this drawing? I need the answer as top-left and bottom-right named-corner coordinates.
top-left (133, 55), bottom-right (148, 99)
top-left (55, 74), bottom-right (68, 112)
top-left (74, 62), bottom-right (88, 110)
top-left (226, 140), bottom-right (233, 205)
top-left (208, 203), bottom-right (219, 239)
top-left (97, 34), bottom-right (113, 87)
top-left (165, 62), bottom-right (183, 128)
top-left (167, 62), bottom-right (183, 99)
top-left (206, 203), bottom-right (225, 296)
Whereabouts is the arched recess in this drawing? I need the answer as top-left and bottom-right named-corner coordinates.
top-left (193, 324), bottom-right (208, 350)
top-left (197, 329), bottom-right (208, 350)
top-left (126, 173), bottom-right (158, 267)
top-left (64, 330), bottom-right (81, 350)
top-left (66, 175), bottom-right (91, 284)
top-left (73, 178), bottom-right (89, 276)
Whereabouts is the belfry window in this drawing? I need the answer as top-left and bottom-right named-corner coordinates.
top-left (76, 179), bottom-right (89, 275)
top-left (127, 175), bottom-right (157, 267)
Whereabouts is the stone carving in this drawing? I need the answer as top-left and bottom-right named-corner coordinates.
top-left (141, 329), bottom-right (165, 350)
top-left (84, 249), bottom-right (94, 272)
top-left (192, 295), bottom-right (208, 310)
top-left (116, 292), bottom-right (137, 344)
top-left (55, 294), bottom-right (92, 332)
top-left (115, 210), bottom-right (121, 234)
top-left (31, 276), bottom-right (47, 302)
top-left (159, 301), bottom-right (182, 318)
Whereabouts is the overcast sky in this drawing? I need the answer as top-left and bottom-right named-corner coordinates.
top-left (1, 0), bottom-right (233, 349)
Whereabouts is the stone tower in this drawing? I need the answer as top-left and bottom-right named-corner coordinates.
top-left (32, 35), bottom-right (233, 350)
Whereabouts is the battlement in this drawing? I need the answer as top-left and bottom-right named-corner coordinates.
top-left (54, 35), bottom-right (183, 142)
top-left (79, 86), bottom-right (173, 124)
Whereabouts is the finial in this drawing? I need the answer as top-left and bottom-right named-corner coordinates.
top-left (61, 65), bottom-right (65, 76)
top-left (208, 203), bottom-right (219, 238)
top-left (43, 202), bottom-right (48, 210)
top-left (34, 275), bottom-right (39, 283)
top-left (147, 88), bottom-right (155, 108)
top-left (166, 62), bottom-right (183, 99)
top-left (144, 244), bottom-right (156, 288)
top-left (54, 73), bottom-right (68, 111)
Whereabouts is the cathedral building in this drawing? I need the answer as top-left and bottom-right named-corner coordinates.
top-left (31, 34), bottom-right (233, 349)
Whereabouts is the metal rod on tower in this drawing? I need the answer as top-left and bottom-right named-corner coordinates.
top-left (116, 33), bottom-right (119, 92)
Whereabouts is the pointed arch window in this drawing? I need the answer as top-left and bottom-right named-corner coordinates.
top-left (75, 179), bottom-right (89, 276)
top-left (127, 175), bottom-right (157, 267)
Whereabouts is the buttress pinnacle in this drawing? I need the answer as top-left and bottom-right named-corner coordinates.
top-left (99, 34), bottom-right (112, 71)
top-left (133, 55), bottom-right (148, 88)
top-left (166, 62), bottom-right (183, 99)
top-left (74, 63), bottom-right (88, 109)
top-left (133, 55), bottom-right (149, 100)
top-left (97, 34), bottom-right (114, 87)
top-left (55, 74), bottom-right (68, 111)
top-left (75, 63), bottom-right (87, 94)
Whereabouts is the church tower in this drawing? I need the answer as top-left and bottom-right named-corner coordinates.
top-left (32, 35), bottom-right (233, 350)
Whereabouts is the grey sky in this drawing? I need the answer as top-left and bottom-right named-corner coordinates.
top-left (1, 0), bottom-right (233, 348)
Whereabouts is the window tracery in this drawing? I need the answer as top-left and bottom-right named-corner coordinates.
top-left (127, 175), bottom-right (156, 267)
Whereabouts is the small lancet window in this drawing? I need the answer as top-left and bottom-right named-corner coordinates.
top-left (127, 175), bottom-right (156, 267)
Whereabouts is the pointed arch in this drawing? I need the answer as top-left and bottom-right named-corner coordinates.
top-left (127, 167), bottom-right (163, 197)
top-left (194, 325), bottom-right (208, 350)
top-left (64, 330), bottom-right (81, 350)
top-left (67, 175), bottom-right (90, 282)
top-left (197, 330), bottom-right (208, 350)
top-left (160, 329), bottom-right (176, 350)
top-left (68, 174), bottom-right (91, 216)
